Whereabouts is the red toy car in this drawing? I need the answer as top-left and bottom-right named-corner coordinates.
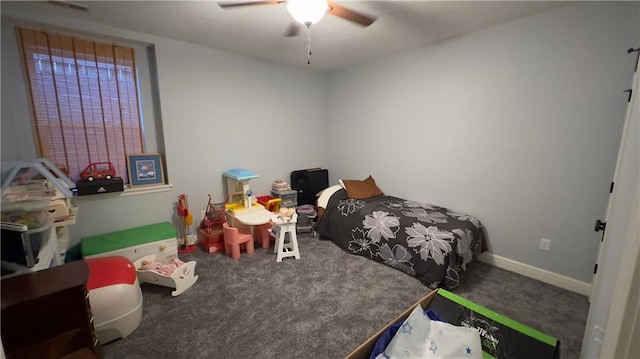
top-left (80, 162), bottom-right (116, 181)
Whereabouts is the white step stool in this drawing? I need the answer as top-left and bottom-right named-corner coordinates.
top-left (271, 214), bottom-right (300, 262)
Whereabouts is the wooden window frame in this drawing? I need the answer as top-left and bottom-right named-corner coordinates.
top-left (16, 27), bottom-right (145, 184)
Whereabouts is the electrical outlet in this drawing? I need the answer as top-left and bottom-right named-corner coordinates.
top-left (540, 238), bottom-right (551, 252)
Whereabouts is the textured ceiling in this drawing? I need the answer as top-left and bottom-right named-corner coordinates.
top-left (1, 1), bottom-right (570, 71)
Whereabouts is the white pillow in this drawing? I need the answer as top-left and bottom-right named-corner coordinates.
top-left (316, 184), bottom-right (343, 209)
top-left (338, 179), bottom-right (345, 189)
top-left (377, 304), bottom-right (482, 359)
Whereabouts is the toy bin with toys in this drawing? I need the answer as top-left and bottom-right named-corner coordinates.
top-left (1, 196), bottom-right (52, 230)
top-left (345, 289), bottom-right (560, 359)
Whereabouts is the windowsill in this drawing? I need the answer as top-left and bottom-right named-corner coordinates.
top-left (121, 183), bottom-right (173, 196)
top-left (74, 183), bottom-right (173, 199)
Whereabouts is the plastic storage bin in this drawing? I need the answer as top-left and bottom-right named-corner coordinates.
top-left (1, 196), bottom-right (53, 229)
top-left (1, 218), bottom-right (54, 268)
top-left (270, 189), bottom-right (297, 208)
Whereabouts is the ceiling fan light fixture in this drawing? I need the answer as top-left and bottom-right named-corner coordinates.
top-left (286, 0), bottom-right (328, 26)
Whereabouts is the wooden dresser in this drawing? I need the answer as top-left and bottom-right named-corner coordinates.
top-left (1, 261), bottom-right (102, 359)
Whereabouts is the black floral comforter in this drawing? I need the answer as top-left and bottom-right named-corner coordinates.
top-left (317, 189), bottom-right (485, 289)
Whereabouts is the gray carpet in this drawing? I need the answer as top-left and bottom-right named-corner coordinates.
top-left (102, 235), bottom-right (589, 359)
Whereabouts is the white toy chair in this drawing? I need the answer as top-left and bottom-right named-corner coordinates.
top-left (271, 213), bottom-right (300, 262)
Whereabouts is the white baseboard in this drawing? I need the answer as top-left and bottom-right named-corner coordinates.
top-left (478, 252), bottom-right (592, 296)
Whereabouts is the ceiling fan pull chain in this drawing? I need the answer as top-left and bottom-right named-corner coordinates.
top-left (307, 22), bottom-right (312, 65)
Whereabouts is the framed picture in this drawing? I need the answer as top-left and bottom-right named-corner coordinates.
top-left (126, 153), bottom-right (165, 187)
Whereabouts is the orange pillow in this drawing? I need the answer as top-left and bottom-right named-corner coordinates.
top-left (341, 175), bottom-right (384, 199)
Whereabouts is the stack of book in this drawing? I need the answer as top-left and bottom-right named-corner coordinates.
top-left (271, 179), bottom-right (291, 192)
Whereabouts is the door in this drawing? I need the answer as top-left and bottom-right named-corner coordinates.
top-left (589, 53), bottom-right (638, 302)
top-left (580, 49), bottom-right (640, 358)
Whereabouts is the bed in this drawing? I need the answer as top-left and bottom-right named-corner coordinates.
top-left (316, 178), bottom-right (485, 289)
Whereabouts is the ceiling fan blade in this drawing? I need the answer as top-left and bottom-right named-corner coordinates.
top-left (327, 1), bottom-right (375, 27)
top-left (283, 22), bottom-right (301, 37)
top-left (219, 1), bottom-right (285, 9)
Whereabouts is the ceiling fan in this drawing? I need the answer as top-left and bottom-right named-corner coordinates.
top-left (218, 0), bottom-right (375, 37)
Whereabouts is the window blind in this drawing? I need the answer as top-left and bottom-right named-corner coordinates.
top-left (17, 27), bottom-right (144, 184)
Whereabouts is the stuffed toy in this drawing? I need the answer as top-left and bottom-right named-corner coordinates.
top-left (277, 207), bottom-right (296, 222)
top-left (269, 207), bottom-right (296, 238)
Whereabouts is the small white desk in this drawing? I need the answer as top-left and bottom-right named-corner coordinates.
top-left (231, 208), bottom-right (276, 226)
top-left (226, 207), bottom-right (279, 249)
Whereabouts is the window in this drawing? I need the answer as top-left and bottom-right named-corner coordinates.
top-left (16, 27), bottom-right (145, 184)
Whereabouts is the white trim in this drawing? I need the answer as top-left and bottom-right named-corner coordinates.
top-left (121, 183), bottom-right (173, 196)
top-left (478, 252), bottom-right (592, 296)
